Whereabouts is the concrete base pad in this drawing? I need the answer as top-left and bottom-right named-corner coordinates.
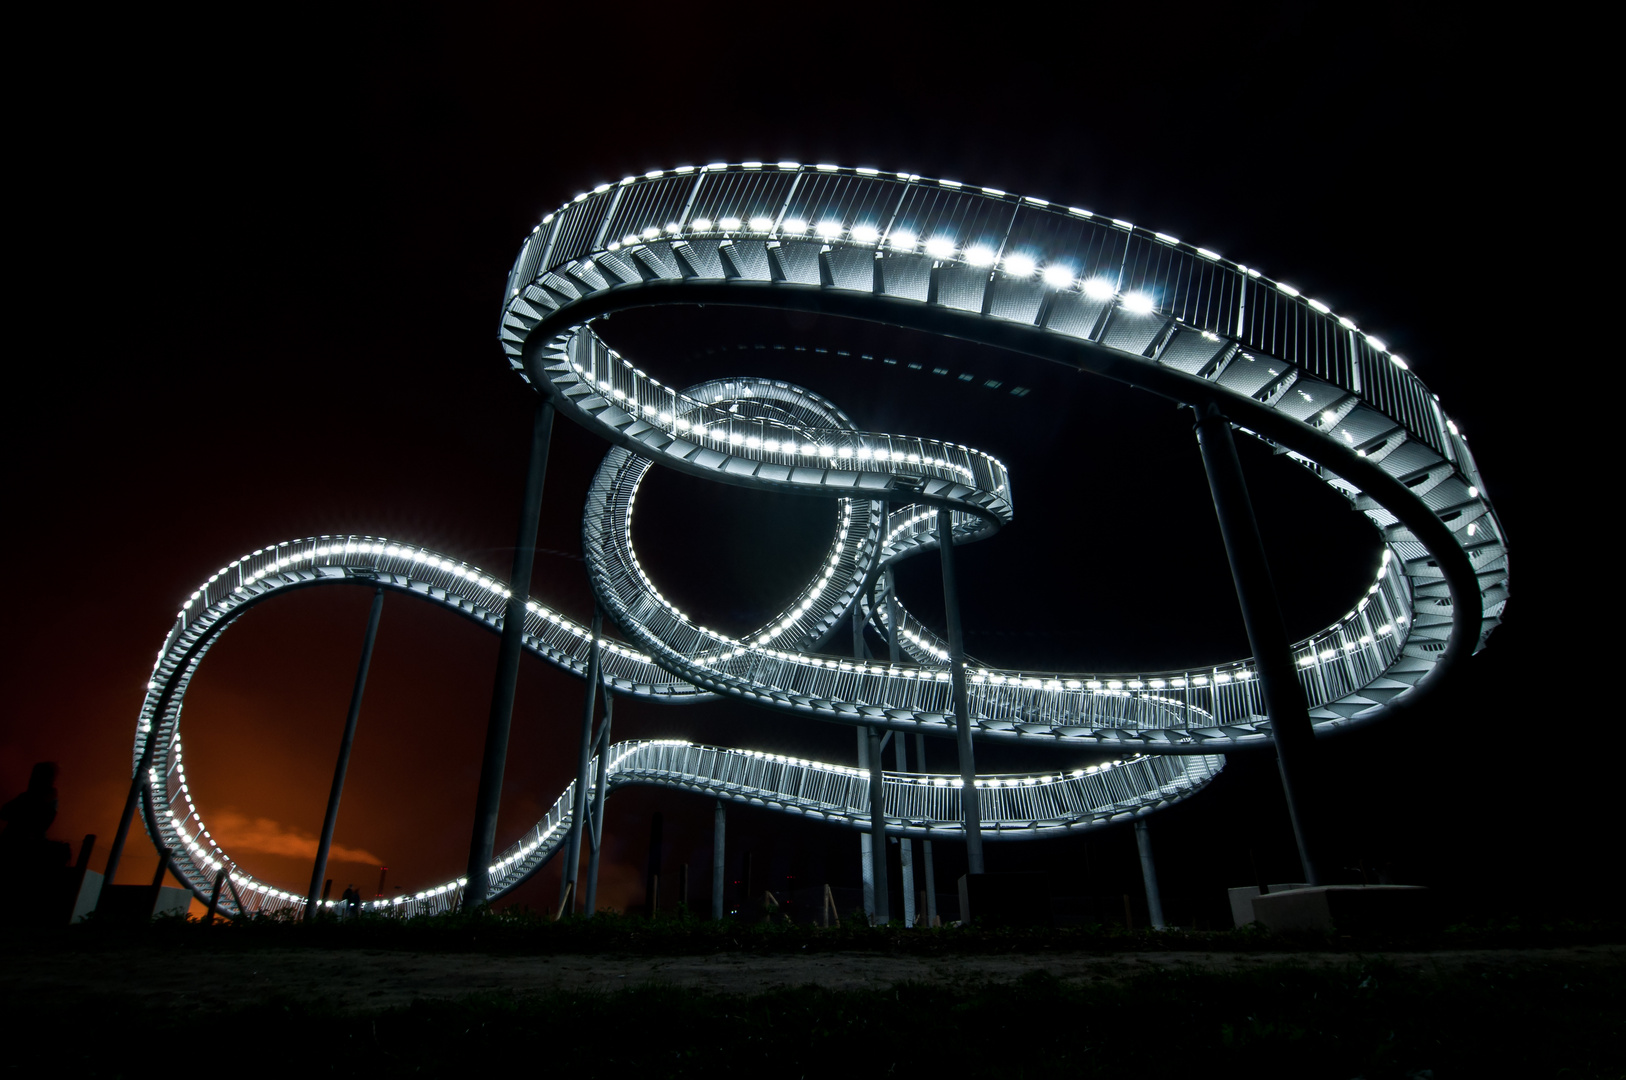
top-left (1227, 884), bottom-right (1310, 928)
top-left (1250, 885), bottom-right (1432, 934)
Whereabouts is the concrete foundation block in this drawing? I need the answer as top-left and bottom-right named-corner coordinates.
top-left (1251, 885), bottom-right (1431, 934)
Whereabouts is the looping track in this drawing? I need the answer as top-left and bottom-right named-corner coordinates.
top-left (132, 163), bottom-right (1505, 916)
top-left (132, 536), bottom-right (1220, 918)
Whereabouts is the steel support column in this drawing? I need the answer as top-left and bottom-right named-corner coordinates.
top-left (916, 732), bottom-right (938, 926)
top-left (857, 728), bottom-right (875, 917)
top-left (1193, 401), bottom-right (1321, 885)
top-left (937, 506), bottom-right (984, 874)
top-left (583, 677), bottom-right (613, 918)
top-left (711, 800), bottom-right (725, 921)
top-left (1134, 819), bottom-right (1166, 930)
top-left (867, 726), bottom-right (890, 925)
top-left (99, 718), bottom-right (172, 911)
top-left (464, 399), bottom-right (555, 909)
top-left (886, 560), bottom-right (916, 928)
top-left (854, 604), bottom-right (889, 924)
top-left (306, 586), bottom-right (384, 919)
top-left (562, 607), bottom-right (603, 913)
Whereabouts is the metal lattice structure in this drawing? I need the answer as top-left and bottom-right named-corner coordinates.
top-left (132, 537), bottom-right (1220, 917)
top-left (128, 162), bottom-right (1505, 915)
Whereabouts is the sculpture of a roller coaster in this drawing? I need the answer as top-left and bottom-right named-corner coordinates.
top-left (118, 162), bottom-right (1506, 920)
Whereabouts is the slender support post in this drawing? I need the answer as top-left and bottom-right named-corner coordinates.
top-left (464, 400), bottom-right (555, 909)
top-left (885, 561), bottom-right (916, 928)
top-left (1135, 819), bottom-right (1166, 930)
top-left (936, 506), bottom-right (984, 874)
top-left (562, 608), bottom-right (603, 912)
top-left (916, 733), bottom-right (938, 926)
top-left (867, 726), bottom-right (890, 925)
top-left (711, 800), bottom-right (726, 921)
top-left (857, 729), bottom-right (875, 917)
top-left (1192, 401), bottom-right (1321, 885)
top-left (583, 681), bottom-right (612, 918)
top-left (854, 603), bottom-right (889, 925)
top-left (208, 868), bottom-right (226, 924)
top-left (224, 871), bottom-right (245, 919)
top-left (98, 726), bottom-right (166, 910)
top-left (893, 733), bottom-right (916, 928)
top-left (306, 586), bottom-right (384, 920)
top-left (151, 849), bottom-right (169, 887)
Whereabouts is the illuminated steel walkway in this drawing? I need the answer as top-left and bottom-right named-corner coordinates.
top-left (127, 163), bottom-right (1507, 915)
top-left (132, 537), bottom-right (1220, 917)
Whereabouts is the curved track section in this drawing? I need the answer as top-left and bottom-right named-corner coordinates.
top-left (502, 163), bottom-right (1507, 747)
top-left (134, 538), bottom-right (1220, 917)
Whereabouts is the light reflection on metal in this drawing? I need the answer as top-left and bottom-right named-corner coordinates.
top-left (129, 163), bottom-right (1507, 916)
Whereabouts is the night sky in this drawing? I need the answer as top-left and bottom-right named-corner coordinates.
top-left (9, 5), bottom-right (1586, 923)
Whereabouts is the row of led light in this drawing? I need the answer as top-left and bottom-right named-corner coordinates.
top-left (619, 481), bottom-right (860, 654)
top-left (205, 537), bottom-right (659, 669)
top-left (1292, 552), bottom-right (1409, 669)
top-left (530, 163), bottom-right (1418, 375)
top-left (180, 737), bottom-right (1137, 911)
top-left (655, 743), bottom-right (1135, 792)
top-left (527, 602), bottom-right (653, 665)
top-left (754, 505), bottom-right (858, 645)
top-left (577, 347), bottom-right (998, 474)
top-left (877, 604), bottom-right (1258, 692)
top-left (158, 547), bottom-right (662, 904)
top-left (182, 539), bottom-right (512, 613)
top-left (567, 357), bottom-right (984, 483)
top-left (597, 218), bottom-right (1161, 317)
top-left (1299, 615), bottom-right (1408, 667)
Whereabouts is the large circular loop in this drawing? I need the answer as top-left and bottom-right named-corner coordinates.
top-left (505, 163), bottom-right (1507, 744)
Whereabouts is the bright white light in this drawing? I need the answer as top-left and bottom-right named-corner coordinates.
top-left (1082, 277), bottom-right (1116, 300)
top-left (719, 216), bottom-right (742, 231)
top-left (1366, 336), bottom-right (1387, 353)
top-left (1321, 410), bottom-right (1337, 424)
top-left (1278, 283), bottom-right (1300, 297)
top-left (748, 216), bottom-right (773, 232)
top-left (1121, 291), bottom-right (1155, 315)
top-left (815, 220), bottom-right (843, 238)
top-left (692, 217), bottom-right (713, 231)
top-left (1339, 316), bottom-right (1356, 329)
top-left (1042, 264), bottom-right (1075, 288)
top-left (851, 224), bottom-right (880, 244)
top-left (1467, 485), bottom-right (1478, 498)
top-left (641, 227), bottom-right (660, 239)
top-left (964, 244), bottom-right (997, 267)
top-left (777, 160), bottom-right (800, 169)
top-left (889, 230), bottom-right (918, 251)
top-left (781, 217), bottom-right (808, 234)
top-left (1002, 253), bottom-right (1036, 277)
top-left (924, 236), bottom-right (956, 259)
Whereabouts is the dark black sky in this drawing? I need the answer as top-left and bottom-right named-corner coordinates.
top-left (8, 4), bottom-right (1589, 921)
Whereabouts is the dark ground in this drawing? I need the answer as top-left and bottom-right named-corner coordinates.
top-left (5, 917), bottom-right (1620, 1077)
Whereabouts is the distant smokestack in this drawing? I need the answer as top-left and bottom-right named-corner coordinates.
top-left (376, 866), bottom-right (388, 899)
